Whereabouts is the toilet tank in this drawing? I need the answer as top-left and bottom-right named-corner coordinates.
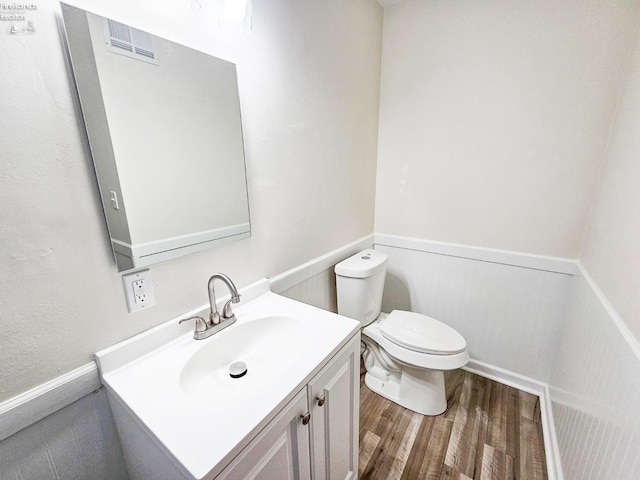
top-left (335, 248), bottom-right (388, 327)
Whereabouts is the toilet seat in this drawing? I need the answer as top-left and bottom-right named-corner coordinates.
top-left (379, 310), bottom-right (466, 355)
top-left (362, 314), bottom-right (469, 372)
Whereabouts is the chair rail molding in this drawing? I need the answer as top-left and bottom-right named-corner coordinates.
top-left (0, 362), bottom-right (101, 442)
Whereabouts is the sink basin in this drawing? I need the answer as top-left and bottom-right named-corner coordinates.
top-left (94, 280), bottom-right (360, 480)
top-left (180, 315), bottom-right (309, 399)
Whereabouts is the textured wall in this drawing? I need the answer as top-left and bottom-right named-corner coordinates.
top-left (0, 389), bottom-right (129, 480)
top-left (0, 0), bottom-right (382, 402)
top-left (374, 0), bottom-right (639, 258)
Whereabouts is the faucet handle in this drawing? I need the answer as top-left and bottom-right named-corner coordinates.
top-left (179, 316), bottom-right (207, 333)
top-left (221, 299), bottom-right (237, 320)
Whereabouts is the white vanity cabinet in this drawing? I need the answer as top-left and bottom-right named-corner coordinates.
top-left (307, 333), bottom-right (360, 480)
top-left (214, 388), bottom-right (312, 480)
top-left (216, 333), bottom-right (360, 480)
top-left (96, 286), bottom-right (362, 480)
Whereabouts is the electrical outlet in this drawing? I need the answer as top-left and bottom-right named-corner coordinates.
top-left (132, 279), bottom-right (147, 304)
top-left (122, 269), bottom-right (155, 313)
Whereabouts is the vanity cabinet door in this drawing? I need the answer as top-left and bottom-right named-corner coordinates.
top-left (307, 334), bottom-right (360, 480)
top-left (215, 388), bottom-right (312, 480)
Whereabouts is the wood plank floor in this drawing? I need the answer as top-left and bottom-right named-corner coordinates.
top-left (358, 368), bottom-right (548, 480)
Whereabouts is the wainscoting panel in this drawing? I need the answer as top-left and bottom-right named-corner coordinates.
top-left (374, 242), bottom-right (573, 384)
top-left (273, 234), bottom-right (373, 311)
top-left (279, 267), bottom-right (338, 313)
top-left (549, 272), bottom-right (640, 480)
top-left (0, 388), bottom-right (129, 480)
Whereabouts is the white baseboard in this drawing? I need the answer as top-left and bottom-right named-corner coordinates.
top-left (464, 358), bottom-right (546, 396)
top-left (0, 363), bottom-right (101, 442)
top-left (464, 359), bottom-right (563, 480)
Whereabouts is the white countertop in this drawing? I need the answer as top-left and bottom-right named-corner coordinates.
top-left (95, 280), bottom-right (359, 480)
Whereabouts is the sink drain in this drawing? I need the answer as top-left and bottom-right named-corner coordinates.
top-left (229, 361), bottom-right (247, 379)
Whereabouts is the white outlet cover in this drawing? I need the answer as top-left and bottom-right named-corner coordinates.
top-left (122, 269), bottom-right (156, 313)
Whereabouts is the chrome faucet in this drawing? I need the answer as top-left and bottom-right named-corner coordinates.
top-left (207, 273), bottom-right (241, 325)
top-left (179, 273), bottom-right (241, 340)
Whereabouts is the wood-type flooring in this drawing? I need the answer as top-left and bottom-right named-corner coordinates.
top-left (358, 368), bottom-right (548, 480)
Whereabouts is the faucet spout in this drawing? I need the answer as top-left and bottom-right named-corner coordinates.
top-left (180, 273), bottom-right (241, 340)
top-left (208, 273), bottom-right (241, 325)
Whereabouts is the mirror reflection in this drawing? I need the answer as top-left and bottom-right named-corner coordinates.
top-left (60, 3), bottom-right (251, 272)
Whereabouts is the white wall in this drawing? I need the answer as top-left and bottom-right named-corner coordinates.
top-left (375, 0), bottom-right (639, 259)
top-left (4, 2), bottom-right (640, 477)
top-left (581, 18), bottom-right (640, 341)
top-left (373, 3), bottom-right (640, 477)
top-left (548, 9), bottom-right (640, 475)
top-left (0, 0), bottom-right (382, 402)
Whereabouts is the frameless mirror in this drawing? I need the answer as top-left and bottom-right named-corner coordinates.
top-left (60, 3), bottom-right (251, 272)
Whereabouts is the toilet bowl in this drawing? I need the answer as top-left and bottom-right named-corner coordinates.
top-left (335, 249), bottom-right (469, 416)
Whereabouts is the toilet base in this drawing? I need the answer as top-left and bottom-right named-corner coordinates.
top-left (364, 365), bottom-right (447, 416)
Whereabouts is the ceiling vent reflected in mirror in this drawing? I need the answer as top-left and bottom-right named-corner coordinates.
top-left (102, 17), bottom-right (159, 65)
top-left (61, 3), bottom-right (251, 272)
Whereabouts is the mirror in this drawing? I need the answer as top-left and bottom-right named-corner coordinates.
top-left (60, 3), bottom-right (251, 272)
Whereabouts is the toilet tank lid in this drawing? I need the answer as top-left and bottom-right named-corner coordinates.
top-left (335, 248), bottom-right (389, 278)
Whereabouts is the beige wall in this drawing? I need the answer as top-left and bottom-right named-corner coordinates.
top-left (4, 0), bottom-right (640, 408)
top-left (0, 0), bottom-right (382, 402)
top-left (375, 0), bottom-right (639, 258)
top-left (581, 22), bottom-right (640, 341)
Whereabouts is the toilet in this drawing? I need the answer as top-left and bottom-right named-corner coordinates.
top-left (335, 248), bottom-right (469, 416)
